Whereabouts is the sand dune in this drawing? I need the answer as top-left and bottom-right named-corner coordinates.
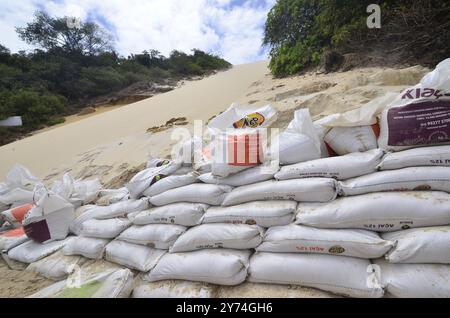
top-left (0, 61), bottom-right (269, 182)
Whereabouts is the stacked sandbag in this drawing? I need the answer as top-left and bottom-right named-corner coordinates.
top-left (64, 198), bottom-right (149, 261)
top-left (28, 268), bottom-right (134, 298)
top-left (378, 58), bottom-right (450, 151)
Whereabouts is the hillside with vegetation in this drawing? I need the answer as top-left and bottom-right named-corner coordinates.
top-left (0, 11), bottom-right (231, 145)
top-left (264, 0), bottom-right (450, 77)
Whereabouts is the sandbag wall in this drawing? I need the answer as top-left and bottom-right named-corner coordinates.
top-left (2, 147), bottom-right (450, 297)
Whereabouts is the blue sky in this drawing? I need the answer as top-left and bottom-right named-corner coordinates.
top-left (0, 0), bottom-right (276, 64)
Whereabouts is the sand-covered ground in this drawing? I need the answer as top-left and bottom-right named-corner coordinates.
top-left (0, 61), bottom-right (430, 297)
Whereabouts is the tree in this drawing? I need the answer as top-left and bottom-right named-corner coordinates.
top-left (16, 11), bottom-right (113, 55)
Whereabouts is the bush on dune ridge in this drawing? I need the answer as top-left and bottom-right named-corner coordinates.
top-left (264, 0), bottom-right (450, 77)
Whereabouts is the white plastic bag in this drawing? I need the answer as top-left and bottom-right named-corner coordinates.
top-left (143, 172), bottom-right (198, 197)
top-left (382, 226), bottom-right (450, 264)
top-left (374, 259), bottom-right (450, 298)
top-left (339, 166), bottom-right (450, 196)
top-left (23, 185), bottom-right (74, 243)
top-left (378, 145), bottom-right (450, 170)
top-left (145, 249), bottom-right (251, 286)
top-left (131, 203), bottom-right (208, 227)
top-left (222, 179), bottom-right (337, 206)
top-left (296, 191), bottom-right (450, 232)
top-left (248, 252), bottom-right (383, 298)
top-left (170, 224), bottom-right (264, 253)
top-left (257, 224), bottom-right (393, 259)
top-left (202, 201), bottom-right (296, 228)
top-left (2, 164), bottom-right (40, 192)
top-left (51, 173), bottom-right (102, 207)
top-left (105, 240), bottom-right (166, 272)
top-left (0, 188), bottom-right (34, 207)
top-left (7, 238), bottom-right (68, 263)
top-left (149, 184), bottom-right (232, 206)
top-left (63, 236), bottom-right (110, 259)
top-left (117, 224), bottom-right (186, 249)
top-left (80, 218), bottom-right (132, 239)
top-left (278, 109), bottom-right (322, 165)
top-left (379, 58), bottom-right (450, 151)
top-left (275, 149), bottom-right (384, 181)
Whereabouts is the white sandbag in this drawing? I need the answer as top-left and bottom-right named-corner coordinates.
top-left (0, 227), bottom-right (29, 251)
top-left (379, 58), bottom-right (450, 151)
top-left (96, 188), bottom-right (130, 206)
top-left (275, 149), bottom-right (384, 181)
top-left (278, 109), bottom-right (322, 165)
top-left (143, 172), bottom-right (198, 197)
top-left (202, 201), bottom-right (296, 227)
top-left (131, 203), bottom-right (208, 227)
top-left (257, 224), bottom-right (393, 259)
top-left (324, 125), bottom-right (378, 156)
top-left (248, 253), bottom-right (383, 298)
top-left (132, 280), bottom-right (214, 298)
top-left (374, 259), bottom-right (450, 298)
top-left (28, 268), bottom-right (134, 298)
top-left (378, 145), bottom-right (450, 170)
top-left (126, 162), bottom-right (181, 199)
top-left (145, 249), bottom-right (251, 286)
top-left (339, 166), bottom-right (450, 196)
top-left (117, 224), bottom-right (186, 249)
top-left (7, 238), bottom-right (68, 263)
top-left (63, 236), bottom-right (110, 259)
top-left (170, 223), bottom-right (264, 253)
top-left (70, 199), bottom-right (149, 235)
top-left (105, 240), bottom-right (166, 272)
top-left (296, 191), bottom-right (450, 232)
top-left (149, 184), bottom-right (232, 206)
top-left (222, 179), bottom-right (337, 207)
top-left (26, 250), bottom-right (85, 281)
top-left (382, 226), bottom-right (450, 264)
top-left (51, 173), bottom-right (102, 207)
top-left (198, 164), bottom-right (278, 187)
top-left (80, 218), bottom-right (132, 239)
top-left (22, 185), bottom-right (74, 243)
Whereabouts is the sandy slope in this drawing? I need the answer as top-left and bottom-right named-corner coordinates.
top-left (0, 61), bottom-right (269, 182)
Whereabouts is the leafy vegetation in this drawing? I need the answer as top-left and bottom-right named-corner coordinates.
top-left (0, 11), bottom-right (231, 144)
top-left (264, 0), bottom-right (450, 77)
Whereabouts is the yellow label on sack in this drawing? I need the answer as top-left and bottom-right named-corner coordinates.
top-left (329, 246), bottom-right (345, 254)
top-left (233, 113), bottom-right (265, 128)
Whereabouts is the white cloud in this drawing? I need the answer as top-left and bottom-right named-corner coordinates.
top-left (0, 0), bottom-right (276, 64)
